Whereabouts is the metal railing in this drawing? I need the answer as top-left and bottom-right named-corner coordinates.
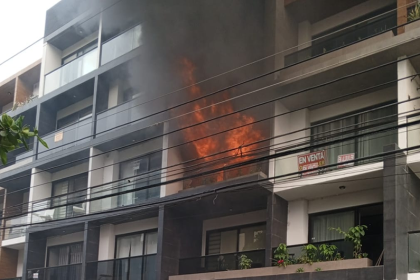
top-left (178, 249), bottom-right (265, 275)
top-left (284, 11), bottom-right (397, 66)
top-left (101, 24), bottom-right (142, 65)
top-left (37, 118), bottom-right (92, 158)
top-left (86, 255), bottom-right (156, 280)
top-left (44, 48), bottom-right (98, 94)
top-left (27, 264), bottom-right (82, 280)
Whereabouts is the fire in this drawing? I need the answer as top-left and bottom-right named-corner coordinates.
top-left (178, 58), bottom-right (265, 188)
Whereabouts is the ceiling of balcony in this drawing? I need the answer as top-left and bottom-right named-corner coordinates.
top-left (285, 0), bottom-right (368, 23)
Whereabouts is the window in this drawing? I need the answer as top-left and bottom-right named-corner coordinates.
top-left (407, 114), bottom-right (420, 149)
top-left (311, 104), bottom-right (397, 167)
top-left (62, 41), bottom-right (97, 65)
top-left (57, 106), bottom-right (92, 129)
top-left (117, 152), bottom-right (162, 207)
top-left (114, 231), bottom-right (158, 280)
top-left (47, 242), bottom-right (83, 267)
top-left (310, 211), bottom-right (355, 243)
top-left (206, 223), bottom-right (266, 255)
top-left (52, 173), bottom-right (88, 220)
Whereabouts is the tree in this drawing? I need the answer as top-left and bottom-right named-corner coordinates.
top-left (0, 114), bottom-right (48, 164)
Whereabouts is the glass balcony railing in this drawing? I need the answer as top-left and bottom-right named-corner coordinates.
top-left (284, 11), bottom-right (397, 66)
top-left (4, 215), bottom-right (28, 240)
top-left (37, 118), bottom-right (92, 158)
top-left (1, 278), bottom-right (22, 280)
top-left (101, 24), bottom-right (142, 65)
top-left (89, 173), bottom-right (160, 213)
top-left (31, 190), bottom-right (87, 224)
top-left (179, 249), bottom-right (265, 275)
top-left (27, 264), bottom-right (82, 280)
top-left (86, 255), bottom-right (156, 280)
top-left (44, 48), bottom-right (98, 94)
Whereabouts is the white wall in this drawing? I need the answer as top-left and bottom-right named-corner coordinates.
top-left (409, 273), bottom-right (420, 280)
top-left (30, 168), bottom-right (52, 202)
top-left (46, 231), bottom-right (85, 247)
top-left (311, 0), bottom-right (395, 36)
top-left (398, 57), bottom-right (420, 149)
top-left (310, 86), bottom-right (396, 123)
top-left (16, 249), bottom-right (24, 277)
top-left (51, 162), bottom-right (89, 182)
top-left (201, 210), bottom-right (266, 255)
top-left (98, 217), bottom-right (158, 260)
top-left (307, 188), bottom-right (383, 214)
top-left (56, 96), bottom-right (93, 121)
top-left (287, 200), bottom-right (308, 245)
top-left (273, 104), bottom-right (310, 179)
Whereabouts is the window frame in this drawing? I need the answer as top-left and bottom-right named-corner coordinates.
top-left (61, 40), bottom-right (98, 66)
top-left (308, 203), bottom-right (382, 244)
top-left (114, 229), bottom-right (158, 259)
top-left (56, 106), bottom-right (93, 130)
top-left (205, 222), bottom-right (266, 256)
top-left (46, 241), bottom-right (84, 267)
top-left (310, 101), bottom-right (398, 165)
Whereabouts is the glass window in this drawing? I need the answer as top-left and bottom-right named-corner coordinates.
top-left (206, 224), bottom-right (266, 255)
top-left (311, 104), bottom-right (397, 166)
top-left (116, 231), bottom-right (158, 258)
top-left (309, 211), bottom-right (354, 243)
top-left (52, 174), bottom-right (88, 219)
top-left (62, 41), bottom-right (98, 65)
top-left (57, 106), bottom-right (93, 129)
top-left (47, 242), bottom-right (83, 267)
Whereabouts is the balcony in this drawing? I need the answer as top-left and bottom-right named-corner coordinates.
top-left (3, 215), bottom-right (27, 240)
top-left (284, 10), bottom-right (397, 66)
top-left (37, 118), bottom-right (92, 158)
top-left (44, 48), bottom-right (98, 94)
top-left (179, 250), bottom-right (265, 275)
top-left (31, 190), bottom-right (87, 223)
top-left (101, 24), bottom-right (142, 65)
top-left (85, 255), bottom-right (156, 280)
top-left (27, 264), bottom-right (82, 280)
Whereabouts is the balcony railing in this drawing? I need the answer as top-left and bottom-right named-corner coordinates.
top-left (31, 190), bottom-right (87, 224)
top-left (410, 232), bottom-right (420, 273)
top-left (1, 278), bottom-right (22, 280)
top-left (44, 48), bottom-right (98, 94)
top-left (37, 118), bottom-right (92, 158)
top-left (86, 255), bottom-right (156, 280)
top-left (4, 215), bottom-right (28, 240)
top-left (101, 24), bottom-right (142, 65)
top-left (27, 264), bottom-right (82, 280)
top-left (89, 173), bottom-right (160, 213)
top-left (178, 249), bottom-right (265, 275)
top-left (284, 11), bottom-right (397, 66)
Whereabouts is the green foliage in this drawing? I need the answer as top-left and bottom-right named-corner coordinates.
top-left (318, 244), bottom-right (337, 261)
top-left (315, 267), bottom-right (322, 272)
top-left (335, 252), bottom-right (343, 261)
top-left (0, 114), bottom-right (48, 164)
top-left (329, 225), bottom-right (368, 259)
top-left (301, 244), bottom-right (318, 264)
top-left (296, 267), bottom-right (304, 273)
top-left (274, 243), bottom-right (289, 267)
top-left (238, 254), bottom-right (252, 270)
top-left (408, 4), bottom-right (420, 22)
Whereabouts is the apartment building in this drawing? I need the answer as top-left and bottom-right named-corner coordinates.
top-left (1, 0), bottom-right (420, 280)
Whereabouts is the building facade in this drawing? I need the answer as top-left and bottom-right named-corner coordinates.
top-left (1, 0), bottom-right (420, 280)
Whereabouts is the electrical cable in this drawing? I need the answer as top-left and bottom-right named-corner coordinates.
top-left (4, 3), bottom-right (420, 169)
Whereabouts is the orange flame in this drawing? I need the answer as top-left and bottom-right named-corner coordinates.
top-left (179, 58), bottom-right (264, 187)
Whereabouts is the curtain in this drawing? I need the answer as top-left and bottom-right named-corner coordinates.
top-left (358, 106), bottom-right (397, 160)
top-left (310, 211), bottom-right (354, 243)
top-left (52, 181), bottom-right (68, 220)
top-left (145, 232), bottom-right (158, 254)
top-left (116, 234), bottom-right (144, 258)
top-left (69, 243), bottom-right (83, 264)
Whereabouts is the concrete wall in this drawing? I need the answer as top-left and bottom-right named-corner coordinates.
top-left (287, 199), bottom-right (308, 246)
top-left (46, 231), bottom-right (85, 247)
top-left (51, 162), bottom-right (89, 182)
top-left (61, 32), bottom-right (98, 58)
top-left (97, 217), bottom-right (158, 260)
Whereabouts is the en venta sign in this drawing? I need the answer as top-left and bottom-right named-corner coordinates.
top-left (297, 150), bottom-right (326, 176)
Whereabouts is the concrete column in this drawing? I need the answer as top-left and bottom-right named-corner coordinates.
top-left (265, 193), bottom-right (288, 266)
top-left (82, 222), bottom-right (100, 280)
top-left (397, 56), bottom-right (420, 150)
top-left (383, 143), bottom-right (409, 280)
top-left (21, 233), bottom-right (47, 280)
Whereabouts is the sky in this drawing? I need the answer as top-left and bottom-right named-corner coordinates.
top-left (0, 0), bottom-right (60, 79)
